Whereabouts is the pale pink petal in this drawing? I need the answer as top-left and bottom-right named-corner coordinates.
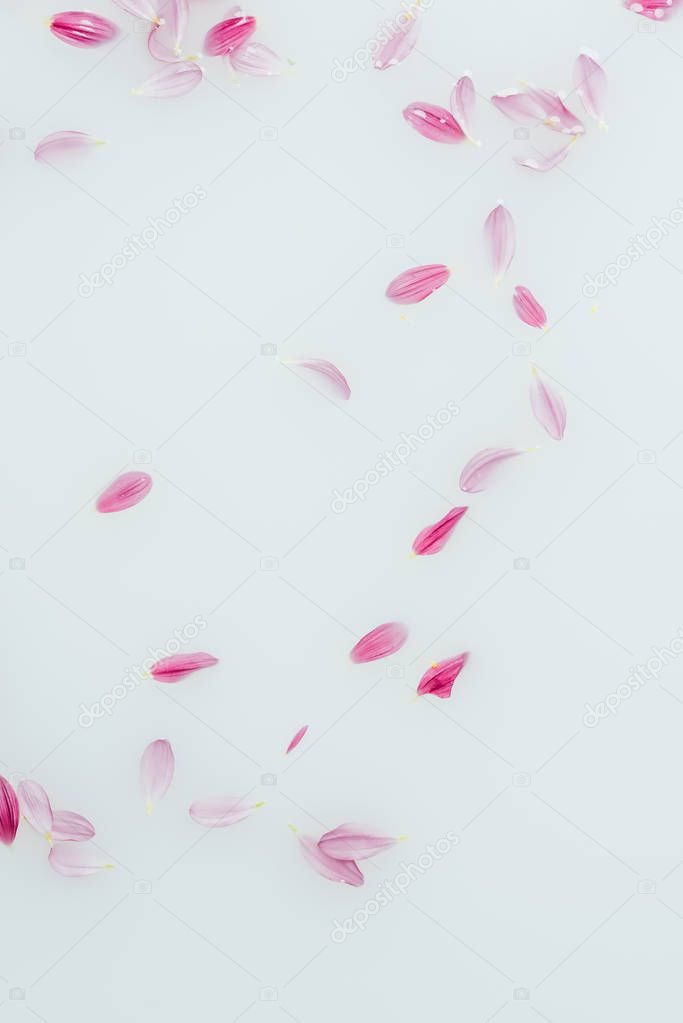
top-left (35, 130), bottom-right (103, 162)
top-left (573, 51), bottom-right (607, 127)
top-left (49, 842), bottom-right (114, 877)
top-left (189, 798), bottom-right (263, 828)
top-left (17, 780), bottom-right (54, 838)
top-left (140, 739), bottom-right (175, 813)
top-left (515, 139), bottom-right (575, 172)
top-left (386, 264), bottom-right (450, 305)
top-left (286, 726), bottom-right (309, 755)
top-left (52, 811), bottom-right (95, 842)
top-left (149, 652), bottom-right (218, 683)
top-left (287, 358), bottom-right (350, 400)
top-left (524, 85), bottom-right (584, 135)
top-left (491, 90), bottom-right (547, 124)
top-left (319, 824), bottom-right (398, 861)
top-left (229, 43), bottom-right (286, 76)
top-left (513, 285), bottom-right (547, 329)
top-left (350, 622), bottom-right (408, 664)
top-left (450, 74), bottom-right (478, 143)
top-left (95, 471), bottom-right (152, 513)
top-left (0, 777), bottom-right (20, 846)
top-left (417, 653), bottom-right (468, 699)
top-left (373, 12), bottom-right (419, 70)
top-left (296, 832), bottom-right (364, 886)
top-left (403, 102), bottom-right (465, 143)
top-left (133, 61), bottom-right (203, 98)
top-left (204, 13), bottom-right (256, 55)
top-left (530, 369), bottom-right (566, 441)
top-left (459, 448), bottom-right (524, 493)
top-left (147, 0), bottom-right (188, 61)
top-left (49, 11), bottom-right (118, 47)
top-left (412, 506), bottom-right (467, 556)
top-left (111, 0), bottom-right (162, 24)
top-left (484, 204), bottom-right (515, 285)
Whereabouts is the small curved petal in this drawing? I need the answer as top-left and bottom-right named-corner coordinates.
top-left (459, 448), bottom-right (524, 493)
top-left (287, 358), bottom-right (350, 400)
top-left (573, 51), bottom-right (607, 127)
top-left (17, 780), bottom-right (54, 838)
top-left (49, 843), bottom-right (113, 877)
top-left (318, 824), bottom-right (398, 861)
top-left (229, 43), bottom-right (286, 76)
top-left (515, 139), bottom-right (575, 172)
top-left (403, 102), bottom-right (465, 143)
top-left (417, 653), bottom-right (468, 699)
top-left (412, 506), bottom-right (467, 557)
top-left (296, 832), bottom-right (364, 886)
top-left (286, 725), bottom-right (309, 755)
top-left (111, 0), bottom-right (162, 24)
top-left (133, 61), bottom-right (203, 98)
top-left (149, 652), bottom-right (218, 683)
top-left (35, 131), bottom-right (103, 162)
top-left (95, 471), bottom-right (152, 513)
top-left (189, 798), bottom-right (263, 828)
top-left (524, 86), bottom-right (584, 135)
top-left (49, 12), bottom-right (118, 47)
top-left (147, 0), bottom-right (188, 61)
top-left (0, 777), bottom-right (20, 846)
top-left (140, 739), bottom-right (175, 813)
top-left (450, 74), bottom-right (478, 143)
top-left (350, 622), bottom-right (408, 664)
top-left (204, 14), bottom-right (256, 56)
top-left (484, 204), bottom-right (515, 285)
top-left (52, 811), bottom-right (95, 842)
top-left (491, 89), bottom-right (546, 124)
top-left (513, 285), bottom-right (547, 329)
top-left (386, 264), bottom-right (450, 305)
top-left (530, 369), bottom-right (566, 441)
top-left (373, 12), bottom-right (419, 70)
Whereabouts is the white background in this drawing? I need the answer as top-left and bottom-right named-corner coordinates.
top-left (2, 0), bottom-right (683, 1020)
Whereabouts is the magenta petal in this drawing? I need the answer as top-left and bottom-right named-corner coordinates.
top-left (288, 358), bottom-right (350, 400)
top-left (134, 61), bottom-right (203, 98)
top-left (0, 777), bottom-right (20, 846)
top-left (229, 43), bottom-right (286, 76)
top-left (530, 369), bottom-right (566, 441)
top-left (50, 11), bottom-right (118, 47)
top-left (204, 14), bottom-right (256, 55)
top-left (386, 264), bottom-right (450, 305)
top-left (373, 12), bottom-right (419, 70)
top-left (625, 0), bottom-right (675, 19)
top-left (52, 811), bottom-right (95, 842)
top-left (450, 74), bottom-right (478, 143)
top-left (412, 506), bottom-right (467, 556)
top-left (95, 471), bottom-right (152, 513)
top-left (484, 204), bottom-right (515, 285)
top-left (49, 842), bottom-right (113, 877)
top-left (513, 285), bottom-right (547, 329)
top-left (149, 652), bottom-right (218, 683)
top-left (459, 448), bottom-right (524, 493)
top-left (573, 51), bottom-right (607, 127)
top-left (189, 799), bottom-right (262, 828)
top-left (417, 653), bottom-right (468, 699)
top-left (18, 780), bottom-right (54, 837)
top-left (111, 0), bottom-right (162, 23)
top-left (318, 824), bottom-right (397, 861)
top-left (515, 139), bottom-right (575, 172)
top-left (34, 130), bottom-right (103, 162)
top-left (297, 833), bottom-right (364, 886)
top-left (403, 102), bottom-right (465, 143)
top-left (140, 739), bottom-right (175, 813)
top-left (286, 725), bottom-right (309, 755)
top-left (350, 622), bottom-right (408, 664)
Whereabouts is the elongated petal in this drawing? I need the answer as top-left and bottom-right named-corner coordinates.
top-left (52, 811), bottom-right (95, 842)
top-left (149, 652), bottom-right (218, 683)
top-left (49, 11), bottom-right (118, 47)
top-left (491, 90), bottom-right (546, 124)
top-left (412, 506), bottom-right (467, 556)
top-left (513, 285), bottom-right (547, 329)
top-left (147, 0), bottom-right (188, 61)
top-left (95, 471), bottom-right (152, 513)
top-left (386, 264), bottom-right (450, 305)
top-left (524, 85), bottom-right (584, 135)
top-left (403, 102), bottom-right (465, 143)
top-left (17, 780), bottom-right (54, 838)
top-left (112, 0), bottom-right (162, 24)
top-left (229, 43), bottom-right (286, 76)
top-left (189, 798), bottom-right (263, 828)
top-left (515, 139), bottom-right (575, 172)
top-left (484, 204), bottom-right (515, 285)
top-left (417, 653), bottom-right (468, 699)
top-left (459, 448), bottom-right (524, 493)
top-left (625, 0), bottom-right (674, 18)
top-left (35, 130), bottom-right (103, 162)
top-left (287, 358), bottom-right (350, 400)
top-left (296, 832), bottom-right (364, 886)
top-left (0, 777), bottom-right (20, 846)
top-left (374, 13), bottom-right (419, 70)
top-left (204, 14), bottom-right (256, 55)
top-left (530, 369), bottom-right (566, 441)
top-left (319, 824), bottom-right (397, 861)
top-left (573, 51), bottom-right (607, 126)
top-left (350, 622), bottom-right (408, 664)
top-left (450, 74), bottom-right (478, 143)
top-left (140, 739), bottom-right (175, 813)
top-left (286, 726), bottom-right (308, 755)
top-left (133, 61), bottom-right (203, 98)
top-left (49, 842), bottom-right (113, 877)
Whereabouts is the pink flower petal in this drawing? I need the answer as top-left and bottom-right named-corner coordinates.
top-left (491, 90), bottom-right (547, 124)
top-left (149, 652), bottom-right (218, 683)
top-left (189, 799), bottom-right (263, 828)
top-left (287, 358), bottom-right (350, 400)
top-left (34, 130), bottom-right (103, 162)
top-left (52, 811), bottom-right (95, 842)
top-left (286, 726), bottom-right (309, 755)
top-left (625, 0), bottom-right (676, 18)
top-left (524, 85), bottom-right (584, 135)
top-left (111, 0), bottom-right (162, 24)
top-left (140, 739), bottom-right (175, 813)
top-left (147, 0), bottom-right (188, 61)
top-left (95, 471), bottom-right (152, 513)
top-left (373, 12), bottom-right (419, 70)
top-left (0, 777), bottom-right (20, 846)
top-left (204, 13), bottom-right (256, 56)
top-left (515, 139), bottom-right (576, 172)
top-left (133, 61), bottom-right (203, 98)
top-left (412, 506), bottom-right (467, 556)
top-left (513, 285), bottom-right (547, 329)
top-left (295, 831), bottom-right (364, 886)
top-left (450, 74), bottom-right (478, 143)
top-left (417, 653), bottom-right (468, 699)
top-left (573, 51), bottom-right (607, 127)
top-left (49, 842), bottom-right (114, 877)
top-left (403, 102), bottom-right (466, 143)
top-left (530, 368), bottom-right (566, 441)
top-left (17, 780), bottom-right (54, 838)
top-left (318, 824), bottom-right (398, 861)
top-left (49, 11), bottom-right (119, 47)
top-left (350, 622), bottom-right (408, 664)
top-left (229, 43), bottom-right (286, 76)
top-left (484, 203), bottom-right (515, 285)
top-left (459, 448), bottom-right (524, 493)
top-left (386, 264), bottom-right (450, 305)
